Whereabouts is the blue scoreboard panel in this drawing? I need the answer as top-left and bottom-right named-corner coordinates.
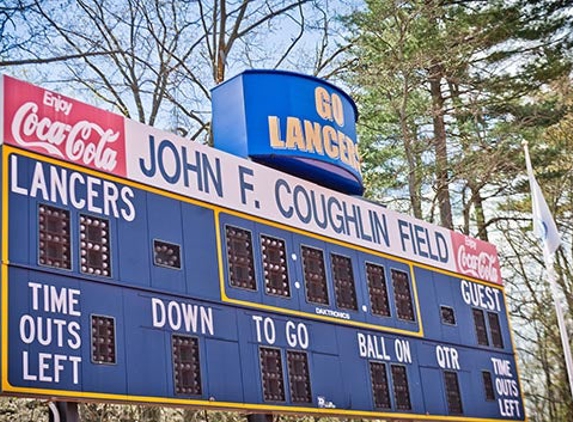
top-left (2, 148), bottom-right (525, 421)
top-left (1, 72), bottom-right (525, 422)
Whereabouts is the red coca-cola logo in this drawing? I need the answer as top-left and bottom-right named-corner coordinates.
top-left (451, 232), bottom-right (502, 284)
top-left (457, 245), bottom-right (499, 283)
top-left (3, 76), bottom-right (126, 176)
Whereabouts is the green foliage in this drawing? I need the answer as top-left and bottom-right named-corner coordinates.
top-left (346, 1), bottom-right (573, 420)
top-left (344, 0), bottom-right (573, 231)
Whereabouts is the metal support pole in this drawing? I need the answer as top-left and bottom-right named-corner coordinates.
top-left (247, 414), bottom-right (273, 422)
top-left (49, 402), bottom-right (80, 422)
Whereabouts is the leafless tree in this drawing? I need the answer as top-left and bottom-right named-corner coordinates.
top-left (1, 0), bottom-right (353, 142)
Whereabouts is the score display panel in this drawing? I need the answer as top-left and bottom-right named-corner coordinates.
top-left (1, 147), bottom-right (525, 422)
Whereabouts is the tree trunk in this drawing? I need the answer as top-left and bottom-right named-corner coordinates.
top-left (472, 187), bottom-right (488, 241)
top-left (399, 75), bottom-right (423, 219)
top-left (428, 62), bottom-right (453, 229)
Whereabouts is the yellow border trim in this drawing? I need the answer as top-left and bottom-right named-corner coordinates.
top-left (216, 208), bottom-right (424, 336)
top-left (0, 385), bottom-right (521, 422)
top-left (1, 146), bottom-right (10, 393)
top-left (0, 146), bottom-right (525, 422)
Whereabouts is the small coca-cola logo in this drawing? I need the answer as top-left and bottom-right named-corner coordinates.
top-left (10, 101), bottom-right (120, 172)
top-left (457, 245), bottom-right (499, 283)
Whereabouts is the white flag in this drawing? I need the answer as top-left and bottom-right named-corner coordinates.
top-left (523, 143), bottom-right (561, 254)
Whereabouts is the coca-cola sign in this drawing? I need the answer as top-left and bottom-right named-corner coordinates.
top-left (451, 232), bottom-right (502, 284)
top-left (3, 75), bottom-right (126, 176)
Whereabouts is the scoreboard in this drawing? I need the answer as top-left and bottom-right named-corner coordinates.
top-left (0, 73), bottom-right (525, 421)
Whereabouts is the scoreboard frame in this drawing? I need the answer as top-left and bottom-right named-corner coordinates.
top-left (0, 73), bottom-right (526, 421)
top-left (2, 147), bottom-right (524, 421)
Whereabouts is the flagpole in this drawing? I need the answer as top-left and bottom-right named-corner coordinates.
top-left (523, 141), bottom-right (573, 399)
